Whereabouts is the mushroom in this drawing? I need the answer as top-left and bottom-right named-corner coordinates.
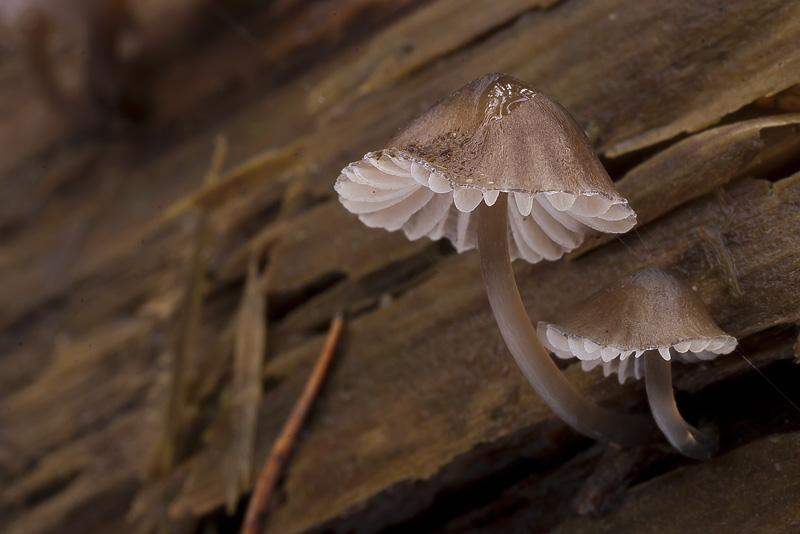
top-left (537, 266), bottom-right (737, 459)
top-left (335, 73), bottom-right (657, 446)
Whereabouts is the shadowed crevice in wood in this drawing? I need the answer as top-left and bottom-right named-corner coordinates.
top-left (18, 472), bottom-right (81, 509)
top-left (267, 271), bottom-right (348, 323)
top-left (275, 241), bottom-right (451, 344)
top-left (296, 421), bottom-right (590, 534)
top-left (265, 329), bottom-right (800, 534)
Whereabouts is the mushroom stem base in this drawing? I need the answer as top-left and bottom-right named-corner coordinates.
top-left (644, 352), bottom-right (718, 460)
top-left (475, 197), bottom-right (657, 447)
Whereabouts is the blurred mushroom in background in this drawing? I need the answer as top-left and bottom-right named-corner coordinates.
top-left (0, 0), bottom-right (256, 128)
top-left (0, 0), bottom-right (144, 124)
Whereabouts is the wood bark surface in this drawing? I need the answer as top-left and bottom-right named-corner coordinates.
top-left (1, 1), bottom-right (799, 533)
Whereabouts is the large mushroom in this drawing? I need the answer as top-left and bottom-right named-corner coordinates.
top-left (537, 266), bottom-right (737, 459)
top-left (335, 73), bottom-right (656, 446)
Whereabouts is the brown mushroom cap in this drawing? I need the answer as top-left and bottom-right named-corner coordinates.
top-left (335, 73), bottom-right (636, 263)
top-left (537, 267), bottom-right (737, 383)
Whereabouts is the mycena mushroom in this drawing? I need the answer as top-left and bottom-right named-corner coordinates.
top-left (538, 267), bottom-right (737, 459)
top-left (335, 73), bottom-right (656, 446)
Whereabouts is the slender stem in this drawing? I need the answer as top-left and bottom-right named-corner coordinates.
top-left (475, 197), bottom-right (657, 447)
top-left (644, 352), bottom-right (717, 460)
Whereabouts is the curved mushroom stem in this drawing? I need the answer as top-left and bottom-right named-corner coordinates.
top-left (644, 352), bottom-right (718, 460)
top-left (475, 196), bottom-right (657, 447)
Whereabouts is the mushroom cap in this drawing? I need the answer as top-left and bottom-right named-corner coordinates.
top-left (537, 267), bottom-right (737, 384)
top-left (334, 73), bottom-right (636, 263)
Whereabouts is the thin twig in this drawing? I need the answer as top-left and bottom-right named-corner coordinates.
top-left (242, 313), bottom-right (345, 534)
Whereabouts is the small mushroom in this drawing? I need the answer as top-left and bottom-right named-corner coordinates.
top-left (335, 73), bottom-right (656, 446)
top-left (537, 266), bottom-right (738, 459)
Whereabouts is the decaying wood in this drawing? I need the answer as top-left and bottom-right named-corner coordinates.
top-left (168, 172), bottom-right (800, 534)
top-left (1, 1), bottom-right (800, 533)
top-left (570, 445), bottom-right (660, 517)
top-left (304, 0), bottom-right (800, 157)
top-left (573, 115), bottom-right (800, 257)
top-left (307, 0), bottom-right (560, 112)
top-left (552, 433), bottom-right (800, 533)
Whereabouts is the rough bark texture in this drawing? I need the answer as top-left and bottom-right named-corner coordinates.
top-left (1, 1), bottom-right (799, 534)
